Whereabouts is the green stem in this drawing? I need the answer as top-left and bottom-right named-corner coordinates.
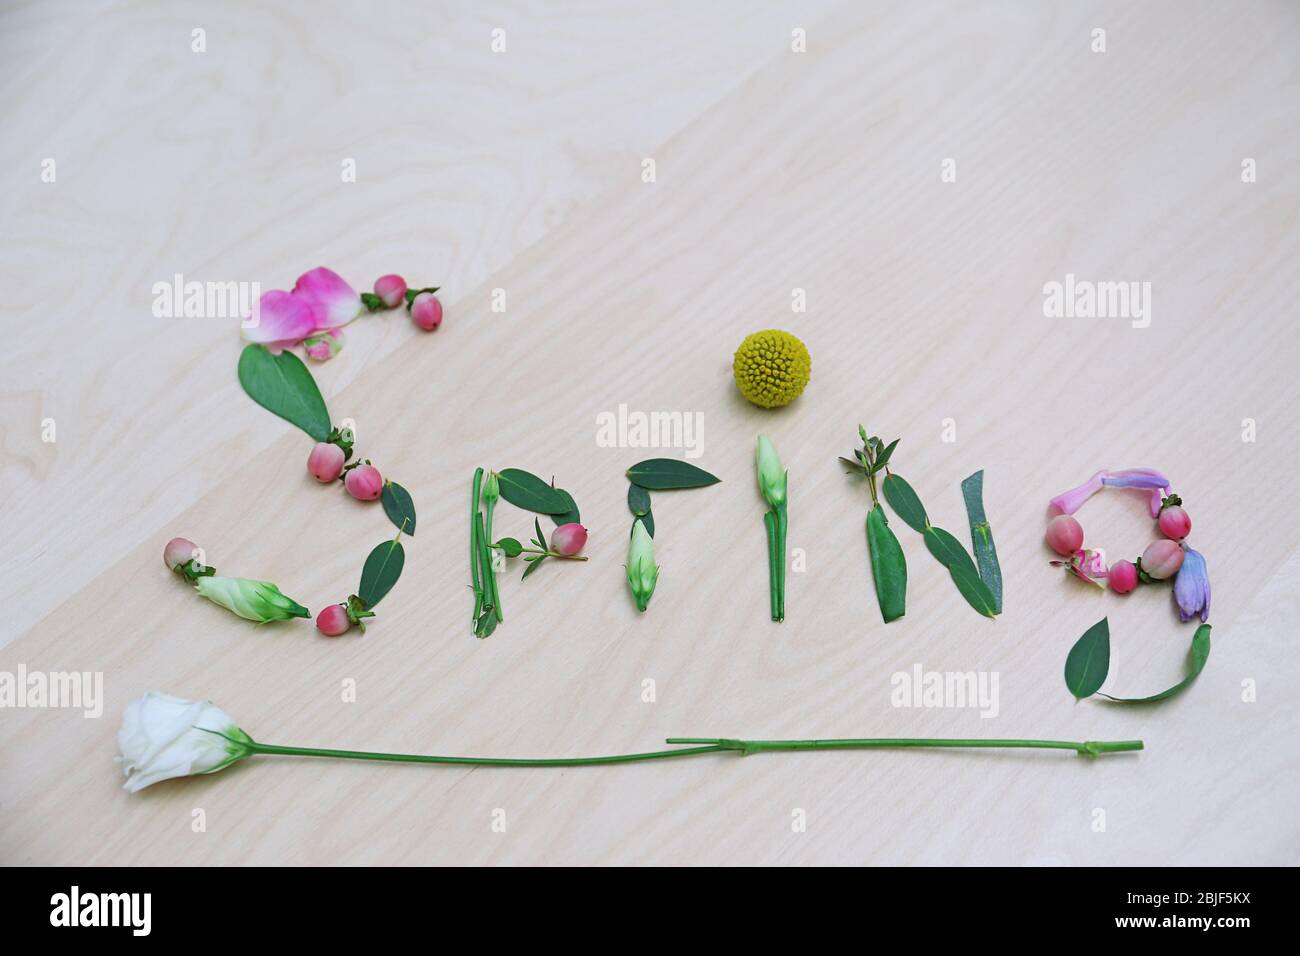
top-left (243, 736), bottom-right (1143, 769)
top-left (484, 495), bottom-right (502, 623)
top-left (775, 503), bottom-right (788, 621)
top-left (475, 512), bottom-right (497, 621)
top-left (469, 468), bottom-right (484, 625)
top-left (763, 510), bottom-right (778, 621)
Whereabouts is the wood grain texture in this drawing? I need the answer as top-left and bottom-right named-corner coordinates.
top-left (1, 0), bottom-right (1297, 865)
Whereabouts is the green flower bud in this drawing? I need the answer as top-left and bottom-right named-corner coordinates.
top-left (482, 471), bottom-right (500, 504)
top-left (626, 518), bottom-right (660, 612)
top-left (195, 576), bottom-right (310, 623)
top-left (755, 434), bottom-right (787, 509)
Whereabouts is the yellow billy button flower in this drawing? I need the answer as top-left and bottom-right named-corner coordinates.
top-left (732, 329), bottom-right (811, 408)
top-left (195, 576), bottom-right (310, 623)
top-left (626, 518), bottom-right (660, 612)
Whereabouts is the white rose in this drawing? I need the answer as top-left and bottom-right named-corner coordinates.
top-left (117, 691), bottom-right (252, 792)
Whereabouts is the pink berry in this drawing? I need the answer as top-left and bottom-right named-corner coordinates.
top-left (550, 523), bottom-right (588, 557)
top-left (374, 274), bottom-right (407, 309)
top-left (163, 536), bottom-right (198, 571)
top-left (308, 442), bottom-right (345, 483)
top-left (345, 464), bottom-right (383, 500)
top-left (1141, 539), bottom-right (1184, 579)
top-left (1158, 505), bottom-right (1191, 541)
top-left (316, 604), bottom-right (351, 637)
top-left (1045, 515), bottom-right (1084, 556)
top-left (410, 292), bottom-right (442, 331)
top-left (1108, 559), bottom-right (1138, 594)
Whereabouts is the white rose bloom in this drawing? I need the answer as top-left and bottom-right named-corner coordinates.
top-left (117, 691), bottom-right (253, 793)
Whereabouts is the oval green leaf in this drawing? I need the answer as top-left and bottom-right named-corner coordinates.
top-left (1064, 618), bottom-right (1110, 699)
top-left (381, 481), bottom-right (416, 535)
top-left (357, 539), bottom-right (405, 609)
top-left (1099, 624), bottom-right (1212, 703)
top-left (237, 344), bottom-right (331, 442)
top-left (882, 473), bottom-right (928, 533)
top-left (626, 458), bottom-right (721, 490)
top-left (866, 506), bottom-right (907, 623)
top-left (495, 537), bottom-right (523, 558)
top-left (496, 468), bottom-right (571, 514)
top-left (627, 483), bottom-right (652, 516)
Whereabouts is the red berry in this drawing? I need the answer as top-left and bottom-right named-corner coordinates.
top-left (1046, 515), bottom-right (1084, 556)
top-left (1158, 506), bottom-right (1191, 541)
top-left (316, 604), bottom-right (351, 637)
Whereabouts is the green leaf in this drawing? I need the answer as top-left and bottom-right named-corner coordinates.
top-left (496, 468), bottom-right (571, 514)
top-left (872, 438), bottom-right (899, 473)
top-left (947, 560), bottom-right (999, 619)
top-left (358, 538), bottom-right (405, 609)
top-left (865, 505), bottom-right (907, 623)
top-left (381, 481), bottom-right (417, 535)
top-left (923, 526), bottom-right (979, 580)
top-left (627, 483), bottom-right (652, 516)
top-left (1100, 625), bottom-right (1212, 703)
top-left (1064, 618), bottom-right (1111, 699)
top-left (626, 458), bottom-right (721, 490)
top-left (495, 537), bottom-right (523, 558)
top-left (641, 507), bottom-right (655, 538)
top-left (549, 487), bottom-right (580, 525)
top-left (960, 470), bottom-right (1002, 613)
top-left (237, 344), bottom-right (331, 442)
top-left (882, 473), bottom-right (928, 533)
top-left (521, 555), bottom-right (547, 580)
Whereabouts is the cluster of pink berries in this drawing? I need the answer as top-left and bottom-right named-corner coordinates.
top-left (370, 274), bottom-right (443, 332)
top-left (1046, 500), bottom-right (1192, 594)
top-left (307, 443), bottom-right (383, 499)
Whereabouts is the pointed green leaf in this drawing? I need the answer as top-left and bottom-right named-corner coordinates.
top-left (1064, 618), bottom-right (1111, 699)
top-left (549, 488), bottom-right (581, 525)
top-left (872, 438), bottom-right (900, 473)
top-left (923, 526), bottom-right (980, 580)
top-left (381, 481), bottom-right (416, 535)
top-left (521, 554), bottom-right (547, 580)
top-left (496, 468), bottom-right (570, 514)
top-left (947, 560), bottom-right (998, 618)
top-left (358, 538), bottom-right (405, 609)
top-left (237, 344), bottom-right (331, 441)
top-left (626, 458), bottom-right (720, 490)
top-left (882, 473), bottom-right (928, 533)
top-left (1099, 625), bottom-right (1212, 703)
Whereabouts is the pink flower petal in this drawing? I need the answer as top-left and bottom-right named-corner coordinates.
top-left (241, 290), bottom-right (316, 345)
top-left (1049, 471), bottom-right (1105, 515)
top-left (292, 267), bottom-right (361, 330)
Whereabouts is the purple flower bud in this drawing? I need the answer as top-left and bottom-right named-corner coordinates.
top-left (1173, 547), bottom-right (1210, 623)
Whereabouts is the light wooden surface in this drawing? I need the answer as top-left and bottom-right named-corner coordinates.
top-left (2, 0), bottom-right (1297, 866)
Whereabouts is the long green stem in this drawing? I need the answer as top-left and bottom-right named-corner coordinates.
top-left (244, 736), bottom-right (1143, 768)
top-left (484, 494), bottom-right (502, 623)
top-left (469, 468), bottom-right (484, 625)
top-left (763, 510), bottom-right (778, 621)
top-left (775, 503), bottom-right (788, 620)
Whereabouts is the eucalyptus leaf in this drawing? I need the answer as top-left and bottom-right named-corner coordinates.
top-left (497, 468), bottom-right (570, 514)
top-left (1064, 618), bottom-right (1111, 699)
top-left (626, 458), bottom-right (721, 490)
top-left (237, 344), bottom-right (331, 442)
top-left (1099, 625), bottom-right (1212, 703)
top-left (947, 560), bottom-right (998, 619)
top-left (381, 481), bottom-right (416, 535)
top-left (882, 474), bottom-right (928, 533)
top-left (960, 470), bottom-right (1002, 613)
top-left (357, 538), bottom-right (406, 609)
top-left (549, 488), bottom-right (581, 526)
